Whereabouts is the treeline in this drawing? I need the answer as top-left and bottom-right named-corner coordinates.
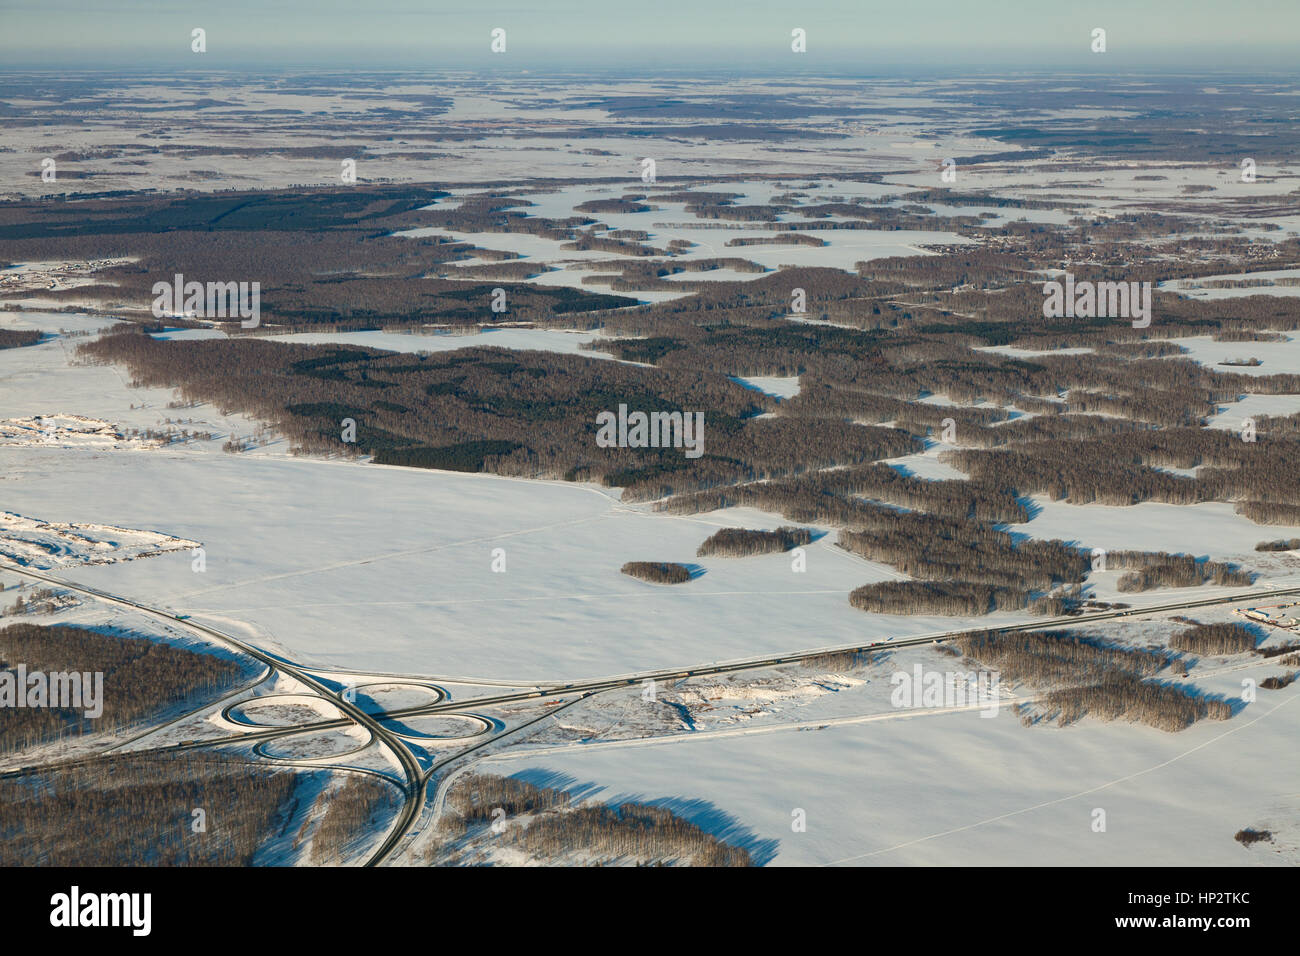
top-left (725, 234), bottom-right (825, 247)
top-left (838, 525), bottom-right (1086, 617)
top-left (622, 562), bottom-right (692, 584)
top-left (433, 773), bottom-right (751, 867)
top-left (838, 517), bottom-right (1086, 597)
top-left (0, 185), bottom-right (640, 330)
top-left (1114, 555), bottom-right (1251, 592)
top-left (0, 752), bottom-right (296, 865)
top-left (0, 329), bottom-right (41, 349)
top-left (944, 426), bottom-right (1300, 519)
top-left (1237, 501), bottom-right (1300, 525)
top-left (658, 467), bottom-right (1087, 616)
top-left (445, 771), bottom-right (569, 822)
top-left (590, 256), bottom-right (768, 294)
top-left (954, 630), bottom-right (1168, 685)
top-left (696, 526), bottom-right (812, 557)
top-left (599, 299), bottom-right (1300, 463)
top-left (80, 327), bottom-right (915, 498)
top-left (1028, 583), bottom-right (1085, 617)
top-left (1255, 538), bottom-right (1300, 551)
top-left (563, 234), bottom-right (667, 256)
top-left (574, 198), bottom-right (651, 214)
top-left (308, 774), bottom-right (399, 864)
top-left (1169, 623), bottom-right (1258, 655)
top-left (799, 649), bottom-right (879, 671)
top-left (508, 802), bottom-right (751, 867)
top-left (1033, 674), bottom-right (1232, 732)
top-left (437, 261), bottom-right (550, 280)
top-left (659, 463), bottom-right (1022, 524)
top-left (1259, 642), bottom-right (1300, 660)
top-left (954, 629), bottom-right (1229, 731)
top-left (0, 622), bottom-right (248, 753)
top-left (1213, 330), bottom-right (1287, 342)
top-left (1260, 672), bottom-right (1297, 689)
top-left (849, 581), bottom-right (1028, 616)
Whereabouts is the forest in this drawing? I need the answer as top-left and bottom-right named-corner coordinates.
top-left (0, 186), bottom-right (640, 329)
top-left (1168, 622), bottom-right (1259, 655)
top-left (78, 311), bottom-right (1294, 614)
top-left (0, 622), bottom-right (248, 753)
top-left (80, 326), bottom-right (912, 499)
top-left (621, 562), bottom-right (693, 584)
top-left (0, 329), bottom-right (41, 349)
top-left (951, 629), bottom-right (1232, 732)
top-left (42, 173), bottom-right (1300, 617)
top-left (0, 752), bottom-right (296, 865)
top-left (428, 772), bottom-right (751, 866)
top-left (696, 526), bottom-right (812, 557)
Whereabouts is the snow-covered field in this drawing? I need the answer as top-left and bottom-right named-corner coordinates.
top-left (267, 326), bottom-right (610, 359)
top-left (1160, 269), bottom-right (1300, 300)
top-left (395, 193), bottom-right (971, 301)
top-left (1161, 333), bottom-right (1300, 379)
top-left (731, 374), bottom-right (801, 400)
top-left (480, 664), bottom-right (1300, 865)
top-left (5, 294), bottom-right (1299, 866)
top-left (7, 310), bottom-right (1299, 676)
top-left (9, 69), bottom-right (1300, 868)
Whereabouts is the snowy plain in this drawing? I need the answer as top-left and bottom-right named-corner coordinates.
top-left (5, 243), bottom-right (1300, 866)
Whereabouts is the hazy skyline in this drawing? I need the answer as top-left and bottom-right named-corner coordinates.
top-left (2, 0), bottom-right (1299, 72)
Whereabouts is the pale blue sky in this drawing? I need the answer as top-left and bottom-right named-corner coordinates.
top-left (2, 0), bottom-right (1298, 71)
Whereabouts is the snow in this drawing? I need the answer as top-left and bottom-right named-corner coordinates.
top-left (1161, 269), bottom-right (1300, 300)
top-left (227, 694), bottom-right (344, 728)
top-left (1012, 498), bottom-right (1300, 563)
top-left (0, 414), bottom-right (144, 449)
top-left (478, 668), bottom-right (1299, 865)
top-left (1161, 333), bottom-right (1300, 379)
top-left (6, 131), bottom-right (1300, 863)
top-left (0, 511), bottom-right (199, 570)
top-left (268, 326), bottom-right (611, 359)
top-left (729, 375), bottom-right (801, 400)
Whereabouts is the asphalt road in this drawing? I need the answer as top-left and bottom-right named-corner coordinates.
top-left (6, 563), bottom-right (1299, 864)
top-left (1, 564), bottom-right (424, 866)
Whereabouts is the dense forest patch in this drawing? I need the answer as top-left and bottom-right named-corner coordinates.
top-left (79, 327), bottom-right (908, 496)
top-left (0, 752), bottom-right (297, 865)
top-left (696, 526), bottom-right (812, 557)
top-left (621, 562), bottom-right (693, 584)
top-left (0, 329), bottom-right (42, 349)
top-left (0, 622), bottom-right (249, 754)
top-left (429, 772), bottom-right (752, 866)
top-left (951, 629), bottom-right (1232, 732)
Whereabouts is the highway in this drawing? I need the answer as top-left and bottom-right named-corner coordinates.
top-left (5, 563), bottom-right (1299, 865)
top-left (1, 564), bottom-right (424, 867)
top-left (330, 581), bottom-right (1300, 719)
